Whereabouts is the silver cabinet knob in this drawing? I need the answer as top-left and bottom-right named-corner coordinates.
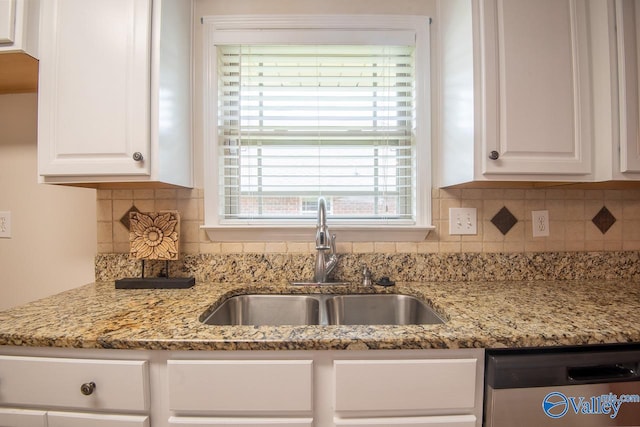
top-left (80, 382), bottom-right (96, 395)
top-left (132, 152), bottom-right (144, 162)
top-left (488, 150), bottom-right (500, 160)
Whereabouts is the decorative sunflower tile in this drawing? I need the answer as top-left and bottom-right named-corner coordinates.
top-left (129, 211), bottom-right (180, 260)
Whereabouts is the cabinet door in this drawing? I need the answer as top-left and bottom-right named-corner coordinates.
top-left (38, 0), bottom-right (151, 177)
top-left (168, 360), bottom-right (313, 415)
top-left (47, 412), bottom-right (149, 427)
top-left (481, 0), bottom-right (592, 176)
top-left (0, 0), bottom-right (15, 44)
top-left (617, 0), bottom-right (640, 172)
top-left (0, 408), bottom-right (47, 427)
top-left (334, 359), bottom-right (477, 415)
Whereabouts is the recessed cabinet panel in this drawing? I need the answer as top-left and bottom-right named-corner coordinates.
top-left (617, 0), bottom-right (640, 173)
top-left (482, 0), bottom-right (592, 175)
top-left (0, 0), bottom-right (15, 44)
top-left (37, 0), bottom-right (151, 177)
top-left (0, 356), bottom-right (149, 412)
top-left (0, 408), bottom-right (47, 427)
top-left (334, 359), bottom-right (477, 414)
top-left (168, 360), bottom-right (313, 414)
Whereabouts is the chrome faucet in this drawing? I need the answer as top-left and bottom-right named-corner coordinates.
top-left (313, 197), bottom-right (338, 283)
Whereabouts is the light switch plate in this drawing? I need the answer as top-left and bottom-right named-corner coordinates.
top-left (449, 208), bottom-right (477, 235)
top-left (0, 211), bottom-right (11, 238)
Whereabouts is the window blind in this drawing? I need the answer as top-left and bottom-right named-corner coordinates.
top-left (217, 44), bottom-right (416, 222)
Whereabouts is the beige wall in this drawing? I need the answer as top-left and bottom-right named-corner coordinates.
top-left (0, 93), bottom-right (96, 310)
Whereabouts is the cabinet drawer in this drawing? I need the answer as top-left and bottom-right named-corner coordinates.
top-left (334, 415), bottom-right (476, 426)
top-left (168, 360), bottom-right (313, 414)
top-left (0, 407), bottom-right (47, 427)
top-left (0, 356), bottom-right (149, 411)
top-left (168, 416), bottom-right (313, 426)
top-left (334, 359), bottom-right (477, 413)
top-left (47, 411), bottom-right (149, 427)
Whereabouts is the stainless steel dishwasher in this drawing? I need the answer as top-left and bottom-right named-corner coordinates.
top-left (484, 346), bottom-right (640, 426)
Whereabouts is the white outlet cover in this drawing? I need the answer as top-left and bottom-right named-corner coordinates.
top-left (532, 210), bottom-right (550, 237)
top-left (449, 207), bottom-right (477, 235)
top-left (0, 211), bottom-right (10, 238)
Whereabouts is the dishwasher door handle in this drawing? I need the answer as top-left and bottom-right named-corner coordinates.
top-left (567, 364), bottom-right (637, 382)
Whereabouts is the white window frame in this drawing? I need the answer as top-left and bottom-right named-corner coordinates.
top-left (201, 15), bottom-right (433, 242)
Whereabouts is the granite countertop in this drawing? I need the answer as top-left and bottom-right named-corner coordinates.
top-left (0, 279), bottom-right (639, 351)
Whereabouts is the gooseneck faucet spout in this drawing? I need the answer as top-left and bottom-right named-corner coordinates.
top-left (314, 197), bottom-right (338, 283)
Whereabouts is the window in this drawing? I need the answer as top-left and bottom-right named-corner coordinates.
top-left (203, 15), bottom-right (433, 242)
top-left (301, 197), bottom-right (332, 215)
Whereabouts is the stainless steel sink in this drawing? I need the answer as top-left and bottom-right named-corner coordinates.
top-left (200, 293), bottom-right (445, 326)
top-left (200, 295), bottom-right (321, 326)
top-left (325, 294), bottom-right (445, 325)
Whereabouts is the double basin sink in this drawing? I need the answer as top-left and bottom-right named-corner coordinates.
top-left (200, 293), bottom-right (445, 326)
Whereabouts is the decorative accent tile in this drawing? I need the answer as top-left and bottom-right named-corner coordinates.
top-left (129, 211), bottom-right (181, 260)
top-left (119, 205), bottom-right (140, 230)
top-left (491, 206), bottom-right (518, 235)
top-left (592, 206), bottom-right (616, 234)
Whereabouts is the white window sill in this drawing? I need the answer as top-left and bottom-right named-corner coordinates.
top-left (202, 225), bottom-right (435, 242)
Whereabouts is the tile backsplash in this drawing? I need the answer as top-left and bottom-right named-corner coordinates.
top-left (97, 187), bottom-right (640, 254)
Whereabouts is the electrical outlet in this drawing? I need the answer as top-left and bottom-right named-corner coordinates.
top-left (532, 210), bottom-right (549, 237)
top-left (449, 207), bottom-right (477, 235)
top-left (0, 211), bottom-right (11, 238)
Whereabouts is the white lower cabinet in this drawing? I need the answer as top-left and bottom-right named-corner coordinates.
top-left (0, 353), bottom-right (150, 426)
top-left (167, 359), bottom-right (314, 427)
top-left (168, 360), bottom-right (313, 414)
top-left (0, 356), bottom-right (149, 411)
top-left (0, 347), bottom-right (484, 427)
top-left (333, 358), bottom-right (480, 427)
top-left (334, 359), bottom-right (476, 414)
top-left (167, 350), bottom-right (483, 427)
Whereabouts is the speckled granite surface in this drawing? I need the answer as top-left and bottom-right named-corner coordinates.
top-left (1, 279), bottom-right (639, 350)
top-left (96, 251), bottom-right (640, 283)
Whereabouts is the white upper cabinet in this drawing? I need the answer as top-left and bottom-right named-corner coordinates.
top-left (38, 0), bottom-right (151, 178)
top-left (37, 0), bottom-right (193, 187)
top-left (481, 0), bottom-right (592, 176)
top-left (0, 0), bottom-right (39, 57)
top-left (615, 0), bottom-right (640, 175)
top-left (438, 0), bottom-right (596, 186)
top-left (0, 0), bottom-right (16, 46)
